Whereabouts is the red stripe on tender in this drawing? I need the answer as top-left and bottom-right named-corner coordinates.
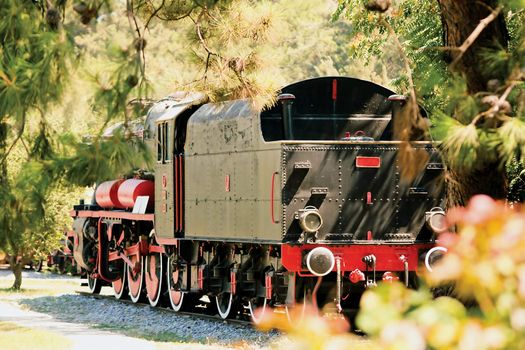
top-left (356, 156), bottom-right (381, 168)
top-left (332, 79), bottom-right (337, 101)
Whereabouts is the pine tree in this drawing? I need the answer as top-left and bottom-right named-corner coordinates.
top-left (334, 0), bottom-right (525, 207)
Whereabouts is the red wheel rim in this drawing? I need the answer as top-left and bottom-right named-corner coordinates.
top-left (168, 256), bottom-right (186, 311)
top-left (112, 261), bottom-right (126, 299)
top-left (145, 253), bottom-right (163, 306)
top-left (127, 254), bottom-right (143, 302)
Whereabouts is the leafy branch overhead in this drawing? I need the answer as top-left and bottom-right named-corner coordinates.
top-left (335, 0), bottom-right (524, 205)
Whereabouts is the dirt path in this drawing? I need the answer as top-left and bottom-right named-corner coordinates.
top-left (0, 268), bottom-right (237, 350)
top-left (0, 300), bottom-right (167, 350)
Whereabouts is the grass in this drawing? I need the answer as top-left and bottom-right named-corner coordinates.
top-left (0, 322), bottom-right (73, 350)
top-left (0, 276), bottom-right (79, 298)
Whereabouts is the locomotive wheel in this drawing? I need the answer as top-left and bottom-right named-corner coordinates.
top-left (248, 297), bottom-right (268, 324)
top-left (127, 254), bottom-right (145, 303)
top-left (285, 299), bottom-right (307, 323)
top-left (112, 260), bottom-right (128, 300)
top-left (87, 273), bottom-right (102, 294)
top-left (216, 292), bottom-right (239, 319)
top-left (285, 283), bottom-right (309, 323)
top-left (145, 252), bottom-right (165, 307)
top-left (167, 256), bottom-right (194, 312)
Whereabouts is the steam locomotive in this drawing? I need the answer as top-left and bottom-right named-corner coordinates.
top-left (70, 76), bottom-right (446, 322)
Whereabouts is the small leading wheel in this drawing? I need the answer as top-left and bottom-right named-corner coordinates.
top-left (248, 297), bottom-right (268, 324)
top-left (127, 254), bottom-right (144, 303)
top-left (112, 260), bottom-right (128, 300)
top-left (167, 256), bottom-right (195, 311)
top-left (145, 252), bottom-right (165, 307)
top-left (87, 273), bottom-right (102, 294)
top-left (216, 292), bottom-right (238, 319)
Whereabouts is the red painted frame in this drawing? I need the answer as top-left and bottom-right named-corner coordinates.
top-left (70, 210), bottom-right (154, 222)
top-left (281, 243), bottom-right (434, 273)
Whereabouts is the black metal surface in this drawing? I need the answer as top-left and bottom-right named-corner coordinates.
top-left (281, 144), bottom-right (444, 243)
top-left (261, 77), bottom-right (396, 141)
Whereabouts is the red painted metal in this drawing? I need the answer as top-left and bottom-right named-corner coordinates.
top-left (108, 251), bottom-right (120, 262)
top-left (178, 156), bottom-right (183, 232)
top-left (107, 223), bottom-right (114, 241)
top-left (70, 210), bottom-right (154, 221)
top-left (349, 269), bottom-right (366, 283)
top-left (281, 243), bottom-right (433, 272)
top-left (118, 179), bottom-right (155, 209)
top-left (356, 156), bottom-right (381, 168)
top-left (265, 274), bottom-right (272, 300)
top-left (139, 238), bottom-right (149, 256)
top-left (95, 179), bottom-right (125, 209)
top-left (230, 271), bottom-right (237, 295)
top-left (366, 192), bottom-right (372, 205)
top-left (119, 253), bottom-right (134, 269)
top-left (96, 218), bottom-right (119, 283)
top-left (125, 243), bottom-right (140, 256)
top-left (148, 245), bottom-right (165, 254)
top-left (332, 78), bottom-right (337, 101)
top-left (116, 229), bottom-right (125, 246)
top-left (155, 236), bottom-right (178, 245)
top-left (225, 175), bottom-right (230, 192)
top-left (145, 254), bottom-right (160, 301)
top-left (198, 266), bottom-right (204, 290)
top-left (271, 171), bottom-right (279, 224)
top-left (367, 230), bottom-right (373, 240)
top-left (382, 271), bottom-right (399, 282)
top-left (175, 156), bottom-right (179, 232)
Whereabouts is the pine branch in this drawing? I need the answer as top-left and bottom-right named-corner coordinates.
top-left (380, 16), bottom-right (418, 123)
top-left (0, 111), bottom-right (26, 167)
top-left (471, 79), bottom-right (519, 126)
top-left (450, 6), bottom-right (502, 69)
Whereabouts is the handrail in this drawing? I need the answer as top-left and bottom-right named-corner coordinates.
top-left (271, 171), bottom-right (279, 224)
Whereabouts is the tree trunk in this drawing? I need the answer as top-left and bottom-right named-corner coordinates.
top-left (437, 0), bottom-right (509, 93)
top-left (9, 256), bottom-right (23, 290)
top-left (437, 0), bottom-right (509, 207)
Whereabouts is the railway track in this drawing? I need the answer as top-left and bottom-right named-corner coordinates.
top-left (75, 289), bottom-right (257, 327)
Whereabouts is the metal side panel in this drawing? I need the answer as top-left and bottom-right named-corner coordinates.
top-left (184, 146), bottom-right (283, 242)
top-left (281, 143), bottom-right (444, 243)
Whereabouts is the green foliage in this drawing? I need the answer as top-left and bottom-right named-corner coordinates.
top-left (55, 133), bottom-right (151, 186)
top-left (335, 0), bottom-right (525, 188)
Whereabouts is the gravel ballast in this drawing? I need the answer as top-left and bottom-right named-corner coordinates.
top-left (20, 294), bottom-right (279, 347)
